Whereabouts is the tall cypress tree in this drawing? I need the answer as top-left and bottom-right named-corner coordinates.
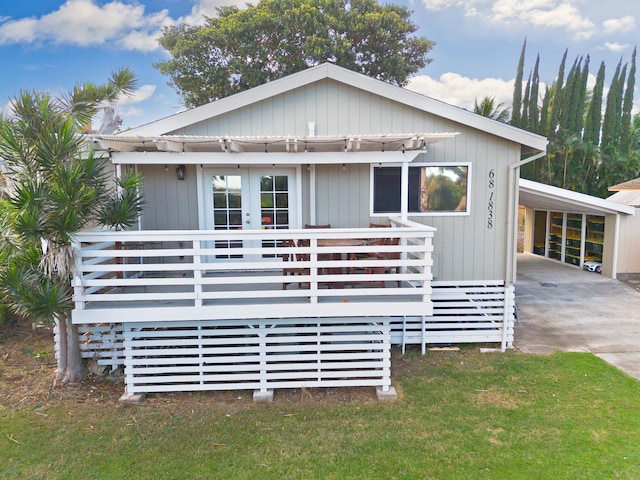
top-left (615, 64), bottom-right (628, 145)
top-left (601, 60), bottom-right (623, 150)
top-left (620, 47), bottom-right (636, 154)
top-left (584, 61), bottom-right (605, 146)
top-left (522, 72), bottom-right (532, 129)
top-left (575, 55), bottom-right (590, 137)
top-left (511, 39), bottom-right (526, 128)
top-left (529, 55), bottom-right (540, 133)
top-left (539, 85), bottom-right (550, 136)
top-left (549, 49), bottom-right (568, 137)
top-left (560, 56), bottom-right (581, 136)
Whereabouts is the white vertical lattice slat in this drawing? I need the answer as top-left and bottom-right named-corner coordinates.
top-left (122, 318), bottom-right (391, 395)
top-left (64, 280), bottom-right (516, 382)
top-left (78, 323), bottom-right (125, 367)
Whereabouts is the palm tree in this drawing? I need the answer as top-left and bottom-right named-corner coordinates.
top-left (473, 96), bottom-right (511, 123)
top-left (0, 85), bottom-right (143, 384)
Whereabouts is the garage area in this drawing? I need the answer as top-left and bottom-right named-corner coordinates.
top-left (519, 179), bottom-right (635, 278)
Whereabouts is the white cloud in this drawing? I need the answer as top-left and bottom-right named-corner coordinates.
top-left (107, 84), bottom-right (157, 122)
top-left (116, 84), bottom-right (157, 108)
top-left (0, 0), bottom-right (252, 52)
top-left (491, 0), bottom-right (596, 38)
top-left (178, 0), bottom-right (247, 26)
top-left (0, 0), bottom-right (171, 52)
top-left (420, 0), bottom-right (466, 11)
top-left (602, 15), bottom-right (636, 34)
top-left (119, 106), bottom-right (145, 118)
top-left (406, 72), bottom-right (516, 111)
top-left (421, 0), bottom-right (598, 39)
top-left (604, 42), bottom-right (630, 53)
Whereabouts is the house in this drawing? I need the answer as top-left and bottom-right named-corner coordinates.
top-left (67, 63), bottom-right (547, 401)
top-left (606, 178), bottom-right (640, 277)
top-left (519, 179), bottom-right (635, 278)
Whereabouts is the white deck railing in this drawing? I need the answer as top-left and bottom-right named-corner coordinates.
top-left (71, 219), bottom-right (435, 325)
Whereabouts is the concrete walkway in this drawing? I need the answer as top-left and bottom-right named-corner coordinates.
top-left (515, 253), bottom-right (640, 381)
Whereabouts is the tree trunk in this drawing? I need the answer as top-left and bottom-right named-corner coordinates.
top-left (61, 312), bottom-right (85, 384)
top-left (55, 316), bottom-right (68, 384)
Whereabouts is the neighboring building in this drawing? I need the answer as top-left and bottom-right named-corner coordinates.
top-left (68, 64), bottom-right (547, 400)
top-left (607, 178), bottom-right (640, 276)
top-left (519, 179), bottom-right (635, 278)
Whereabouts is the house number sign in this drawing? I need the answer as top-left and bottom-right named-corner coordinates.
top-left (487, 169), bottom-right (495, 229)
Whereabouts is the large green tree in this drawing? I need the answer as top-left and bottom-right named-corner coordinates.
top-left (0, 84), bottom-right (144, 383)
top-left (155, 0), bottom-right (434, 107)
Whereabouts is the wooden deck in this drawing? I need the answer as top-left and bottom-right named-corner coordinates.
top-left (67, 221), bottom-right (515, 396)
top-left (72, 221), bottom-right (435, 324)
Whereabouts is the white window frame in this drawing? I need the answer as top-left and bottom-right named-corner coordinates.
top-left (369, 162), bottom-right (472, 217)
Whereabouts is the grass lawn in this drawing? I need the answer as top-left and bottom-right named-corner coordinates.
top-left (1, 347), bottom-right (638, 479)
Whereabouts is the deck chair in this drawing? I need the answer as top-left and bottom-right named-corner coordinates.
top-left (281, 239), bottom-right (310, 289)
top-left (304, 224), bottom-right (333, 278)
top-left (354, 227), bottom-right (401, 288)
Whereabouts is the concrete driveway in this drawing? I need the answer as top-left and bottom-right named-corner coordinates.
top-left (515, 253), bottom-right (640, 381)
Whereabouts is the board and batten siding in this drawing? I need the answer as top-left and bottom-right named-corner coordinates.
top-left (150, 77), bottom-right (522, 282)
top-left (139, 164), bottom-right (199, 230)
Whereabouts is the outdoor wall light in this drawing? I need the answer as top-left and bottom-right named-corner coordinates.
top-left (176, 164), bottom-right (186, 180)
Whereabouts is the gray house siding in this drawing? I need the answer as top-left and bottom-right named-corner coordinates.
top-left (137, 78), bottom-right (521, 282)
top-left (139, 164), bottom-right (199, 230)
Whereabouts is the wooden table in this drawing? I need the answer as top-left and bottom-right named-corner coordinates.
top-left (316, 238), bottom-right (371, 286)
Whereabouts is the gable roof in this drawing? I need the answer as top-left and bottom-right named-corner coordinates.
top-left (607, 190), bottom-right (640, 208)
top-left (608, 177), bottom-right (640, 191)
top-left (126, 63), bottom-right (547, 153)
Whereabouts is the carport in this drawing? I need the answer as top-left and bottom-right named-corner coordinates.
top-left (519, 179), bottom-right (635, 279)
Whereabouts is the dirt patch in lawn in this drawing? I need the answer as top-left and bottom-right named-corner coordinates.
top-left (0, 323), bottom-right (387, 413)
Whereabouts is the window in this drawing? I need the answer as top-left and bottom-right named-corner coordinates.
top-left (372, 164), bottom-right (470, 215)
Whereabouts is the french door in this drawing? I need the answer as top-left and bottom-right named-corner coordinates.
top-left (202, 167), bottom-right (298, 260)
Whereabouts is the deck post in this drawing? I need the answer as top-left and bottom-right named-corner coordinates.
top-left (193, 240), bottom-right (203, 307)
top-left (501, 285), bottom-right (514, 352)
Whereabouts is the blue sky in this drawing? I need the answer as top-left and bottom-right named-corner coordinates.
top-left (1, 0), bottom-right (638, 130)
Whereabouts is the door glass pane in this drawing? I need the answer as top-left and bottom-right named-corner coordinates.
top-left (275, 193), bottom-right (288, 208)
top-left (261, 193), bottom-right (274, 208)
top-left (275, 175), bottom-right (288, 191)
top-left (211, 175), bottom-right (243, 258)
top-left (260, 174), bottom-right (290, 257)
top-left (213, 192), bottom-right (227, 208)
top-left (258, 175), bottom-right (290, 229)
top-left (276, 211), bottom-right (289, 225)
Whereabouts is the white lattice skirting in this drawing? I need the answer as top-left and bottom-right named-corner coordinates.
top-left (60, 281), bottom-right (515, 395)
top-left (121, 318), bottom-right (391, 395)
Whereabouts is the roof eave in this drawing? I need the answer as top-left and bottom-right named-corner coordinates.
top-left (519, 179), bottom-right (636, 216)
